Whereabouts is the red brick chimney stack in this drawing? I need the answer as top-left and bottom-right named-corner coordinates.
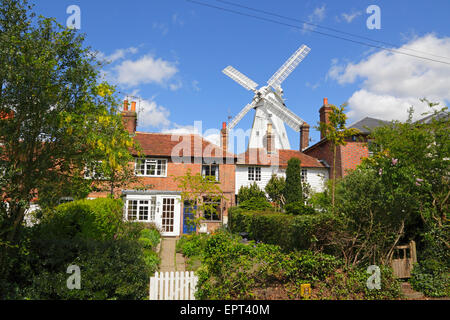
top-left (121, 100), bottom-right (137, 135)
top-left (300, 122), bottom-right (310, 151)
top-left (319, 97), bottom-right (332, 140)
top-left (220, 122), bottom-right (228, 152)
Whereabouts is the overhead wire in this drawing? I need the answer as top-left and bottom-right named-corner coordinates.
top-left (186, 0), bottom-right (450, 66)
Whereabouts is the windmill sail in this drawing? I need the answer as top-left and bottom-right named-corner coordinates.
top-left (228, 100), bottom-right (257, 130)
top-left (267, 45), bottom-right (311, 90)
top-left (223, 66), bottom-right (259, 91)
top-left (264, 96), bottom-right (305, 132)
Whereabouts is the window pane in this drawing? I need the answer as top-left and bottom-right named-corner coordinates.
top-left (127, 200), bottom-right (137, 221)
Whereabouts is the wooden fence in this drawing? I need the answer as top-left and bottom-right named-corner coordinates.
top-left (149, 271), bottom-right (198, 300)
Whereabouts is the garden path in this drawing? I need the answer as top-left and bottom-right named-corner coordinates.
top-left (159, 237), bottom-right (185, 272)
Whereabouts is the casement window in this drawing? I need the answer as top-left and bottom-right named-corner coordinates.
top-left (202, 163), bottom-right (219, 181)
top-left (202, 197), bottom-right (221, 221)
top-left (126, 198), bottom-right (157, 222)
top-left (301, 169), bottom-right (307, 183)
top-left (84, 161), bottom-right (106, 180)
top-left (248, 166), bottom-right (261, 181)
top-left (135, 158), bottom-right (167, 177)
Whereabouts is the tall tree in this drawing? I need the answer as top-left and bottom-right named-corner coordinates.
top-left (283, 157), bottom-right (303, 205)
top-left (315, 103), bottom-right (359, 210)
top-left (0, 0), bottom-right (136, 276)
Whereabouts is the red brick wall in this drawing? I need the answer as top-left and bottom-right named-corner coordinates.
top-left (339, 141), bottom-right (369, 176)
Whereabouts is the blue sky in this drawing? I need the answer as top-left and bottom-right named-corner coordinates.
top-left (34, 0), bottom-right (450, 152)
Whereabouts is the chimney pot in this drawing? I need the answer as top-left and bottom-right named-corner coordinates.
top-left (323, 97), bottom-right (328, 106)
top-left (222, 122), bottom-right (226, 130)
top-left (123, 100), bottom-right (129, 111)
top-left (131, 101), bottom-right (136, 112)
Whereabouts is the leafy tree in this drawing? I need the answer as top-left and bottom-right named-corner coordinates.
top-left (0, 0), bottom-right (137, 282)
top-left (265, 174), bottom-right (285, 208)
top-left (315, 103), bottom-right (359, 210)
top-left (237, 182), bottom-right (266, 203)
top-left (283, 157), bottom-right (303, 205)
top-left (173, 169), bottom-right (227, 233)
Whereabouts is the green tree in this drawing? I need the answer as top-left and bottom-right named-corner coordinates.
top-left (283, 157), bottom-right (303, 205)
top-left (237, 182), bottom-right (266, 203)
top-left (315, 103), bottom-right (359, 210)
top-left (265, 174), bottom-right (285, 208)
top-left (0, 0), bottom-right (136, 278)
top-left (173, 169), bottom-right (227, 233)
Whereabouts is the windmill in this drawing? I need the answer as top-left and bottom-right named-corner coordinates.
top-left (223, 44), bottom-right (311, 151)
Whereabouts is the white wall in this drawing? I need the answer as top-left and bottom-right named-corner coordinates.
top-left (236, 165), bottom-right (328, 196)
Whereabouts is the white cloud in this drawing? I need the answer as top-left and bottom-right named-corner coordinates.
top-left (114, 55), bottom-right (179, 87)
top-left (136, 98), bottom-right (171, 129)
top-left (327, 34), bottom-right (450, 121)
top-left (95, 47), bottom-right (139, 63)
top-left (302, 5), bottom-right (326, 33)
top-left (153, 22), bottom-right (169, 36)
top-left (340, 11), bottom-right (362, 23)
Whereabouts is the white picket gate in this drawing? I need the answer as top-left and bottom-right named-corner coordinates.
top-left (149, 271), bottom-right (198, 300)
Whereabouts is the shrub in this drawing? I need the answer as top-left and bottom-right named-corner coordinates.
top-left (285, 201), bottom-right (316, 215)
top-left (410, 259), bottom-right (450, 297)
top-left (229, 208), bottom-right (338, 252)
top-left (283, 158), bottom-right (303, 205)
top-left (238, 197), bottom-right (272, 211)
top-left (14, 198), bottom-right (154, 300)
top-left (176, 234), bottom-right (208, 258)
top-left (22, 239), bottom-right (150, 300)
top-left (237, 183), bottom-right (266, 203)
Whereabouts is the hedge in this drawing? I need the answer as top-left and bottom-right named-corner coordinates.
top-left (228, 207), bottom-right (337, 252)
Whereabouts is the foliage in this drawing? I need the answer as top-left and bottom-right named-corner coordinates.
top-left (229, 207), bottom-right (338, 252)
top-left (190, 231), bottom-right (400, 300)
top-left (238, 197), bottom-right (272, 211)
top-left (410, 259), bottom-right (449, 297)
top-left (176, 233), bottom-right (209, 258)
top-left (315, 265), bottom-right (402, 300)
top-left (0, 0), bottom-right (139, 282)
top-left (284, 201), bottom-right (316, 215)
top-left (264, 175), bottom-right (285, 207)
top-left (315, 103), bottom-right (360, 209)
top-left (237, 182), bottom-right (266, 203)
top-left (1, 198), bottom-right (154, 299)
top-left (282, 158), bottom-right (303, 205)
top-left (173, 169), bottom-right (226, 231)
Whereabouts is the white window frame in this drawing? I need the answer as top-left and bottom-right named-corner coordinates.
top-left (248, 166), bottom-right (261, 181)
top-left (126, 198), bottom-right (157, 222)
top-left (202, 163), bottom-right (220, 182)
top-left (134, 158), bottom-right (167, 177)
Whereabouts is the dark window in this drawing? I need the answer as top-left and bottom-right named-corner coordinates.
top-left (202, 197), bottom-right (221, 221)
top-left (202, 164), bottom-right (219, 181)
top-left (248, 166), bottom-right (261, 181)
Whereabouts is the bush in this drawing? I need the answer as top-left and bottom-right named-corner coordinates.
top-left (12, 198), bottom-right (154, 300)
top-left (410, 259), bottom-right (450, 297)
top-left (176, 234), bottom-right (208, 258)
top-left (283, 158), bottom-right (303, 205)
top-left (22, 239), bottom-right (150, 300)
top-left (229, 208), bottom-right (338, 252)
top-left (238, 197), bottom-right (272, 211)
top-left (285, 201), bottom-right (316, 215)
top-left (237, 183), bottom-right (266, 203)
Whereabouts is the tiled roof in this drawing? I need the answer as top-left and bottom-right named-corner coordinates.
top-left (132, 132), bottom-right (236, 159)
top-left (237, 148), bottom-right (326, 168)
top-left (348, 117), bottom-right (389, 134)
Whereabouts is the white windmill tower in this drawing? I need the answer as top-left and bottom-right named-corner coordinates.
top-left (223, 44), bottom-right (311, 151)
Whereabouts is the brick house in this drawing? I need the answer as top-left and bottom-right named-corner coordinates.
top-left (88, 101), bottom-right (237, 237)
top-left (303, 98), bottom-right (389, 179)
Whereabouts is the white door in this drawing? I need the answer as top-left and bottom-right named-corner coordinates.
top-left (158, 196), bottom-right (180, 237)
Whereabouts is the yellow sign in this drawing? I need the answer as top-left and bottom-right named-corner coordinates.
top-left (300, 283), bottom-right (311, 299)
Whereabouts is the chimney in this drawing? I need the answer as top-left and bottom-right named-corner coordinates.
top-left (220, 122), bottom-right (228, 152)
top-left (121, 100), bottom-right (137, 135)
top-left (300, 122), bottom-right (310, 151)
top-left (266, 123), bottom-right (274, 153)
top-left (319, 97), bottom-right (332, 140)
